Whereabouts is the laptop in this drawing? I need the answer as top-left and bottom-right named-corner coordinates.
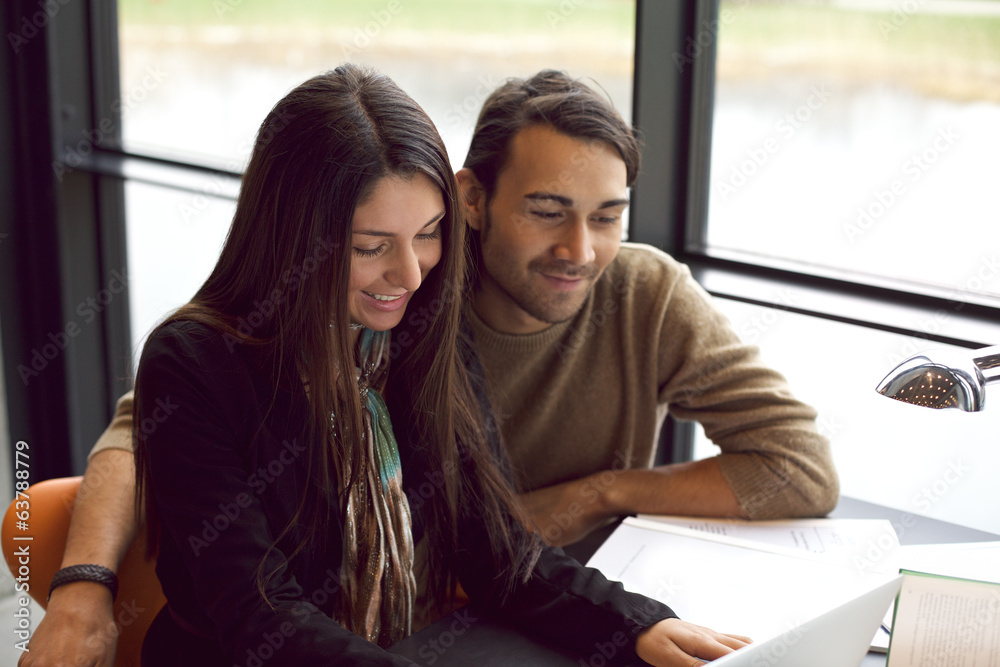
top-left (708, 575), bottom-right (903, 666)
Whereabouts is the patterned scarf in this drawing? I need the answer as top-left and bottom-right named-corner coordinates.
top-left (337, 328), bottom-right (417, 647)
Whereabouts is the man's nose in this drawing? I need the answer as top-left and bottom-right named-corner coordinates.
top-left (553, 220), bottom-right (596, 266)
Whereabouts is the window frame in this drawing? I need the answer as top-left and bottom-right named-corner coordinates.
top-left (2, 0), bottom-right (133, 478)
top-left (631, 1), bottom-right (999, 352)
top-left (629, 1), bottom-right (998, 463)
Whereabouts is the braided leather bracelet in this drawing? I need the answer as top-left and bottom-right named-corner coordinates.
top-left (48, 564), bottom-right (119, 601)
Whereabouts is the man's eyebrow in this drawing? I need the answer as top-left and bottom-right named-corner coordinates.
top-left (598, 197), bottom-right (630, 209)
top-left (352, 211), bottom-right (445, 237)
top-left (525, 192), bottom-right (573, 207)
top-left (524, 192), bottom-right (630, 209)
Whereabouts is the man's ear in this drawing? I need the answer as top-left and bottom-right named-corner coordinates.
top-left (456, 168), bottom-right (487, 232)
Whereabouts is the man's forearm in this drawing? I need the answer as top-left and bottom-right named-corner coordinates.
top-left (21, 449), bottom-right (139, 667)
top-left (520, 458), bottom-right (746, 546)
top-left (59, 448), bottom-right (138, 571)
top-left (602, 458), bottom-right (746, 520)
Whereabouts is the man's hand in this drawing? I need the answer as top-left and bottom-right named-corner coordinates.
top-left (519, 474), bottom-right (614, 546)
top-left (18, 582), bottom-right (118, 667)
top-left (635, 618), bottom-right (751, 666)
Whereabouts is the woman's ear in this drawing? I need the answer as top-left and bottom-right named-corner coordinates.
top-left (455, 168), bottom-right (486, 232)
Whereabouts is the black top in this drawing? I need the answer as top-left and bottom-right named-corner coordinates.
top-left (135, 321), bottom-right (676, 666)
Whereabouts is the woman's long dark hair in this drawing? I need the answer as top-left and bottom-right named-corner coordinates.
top-left (135, 64), bottom-right (538, 620)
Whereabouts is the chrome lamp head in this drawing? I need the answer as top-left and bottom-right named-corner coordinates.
top-left (876, 345), bottom-right (1000, 412)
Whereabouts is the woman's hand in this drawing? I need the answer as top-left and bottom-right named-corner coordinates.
top-left (635, 618), bottom-right (751, 666)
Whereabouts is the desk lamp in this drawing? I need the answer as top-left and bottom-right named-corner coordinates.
top-left (876, 345), bottom-right (1000, 411)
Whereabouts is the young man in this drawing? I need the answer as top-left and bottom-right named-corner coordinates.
top-left (456, 70), bottom-right (836, 546)
top-left (21, 71), bottom-right (836, 667)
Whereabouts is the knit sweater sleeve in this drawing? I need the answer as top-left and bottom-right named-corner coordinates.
top-left (641, 251), bottom-right (839, 518)
top-left (87, 391), bottom-right (136, 459)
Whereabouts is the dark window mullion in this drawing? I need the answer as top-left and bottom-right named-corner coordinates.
top-left (692, 261), bottom-right (996, 350)
top-left (42, 0), bottom-right (128, 471)
top-left (682, 0), bottom-right (718, 254)
top-left (630, 0), bottom-right (697, 254)
top-left (631, 0), bottom-right (709, 464)
top-left (1, 0), bottom-right (72, 481)
top-left (90, 0), bottom-right (133, 397)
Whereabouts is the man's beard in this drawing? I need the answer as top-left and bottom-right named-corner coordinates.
top-left (480, 217), bottom-right (600, 325)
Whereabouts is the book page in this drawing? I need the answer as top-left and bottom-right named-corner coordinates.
top-left (586, 520), bottom-right (895, 645)
top-left (875, 542), bottom-right (1000, 654)
top-left (633, 515), bottom-right (901, 573)
top-left (887, 572), bottom-right (1000, 667)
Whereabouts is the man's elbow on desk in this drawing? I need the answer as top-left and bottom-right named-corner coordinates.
top-left (719, 451), bottom-right (841, 521)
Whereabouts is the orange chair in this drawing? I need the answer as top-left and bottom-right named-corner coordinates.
top-left (2, 476), bottom-right (165, 667)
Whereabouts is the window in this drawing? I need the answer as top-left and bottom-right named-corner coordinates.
top-left (123, 182), bottom-right (235, 362)
top-left (117, 0), bottom-right (637, 357)
top-left (686, 1), bottom-right (1000, 534)
top-left (704, 0), bottom-right (1000, 305)
top-left (118, 0), bottom-right (636, 167)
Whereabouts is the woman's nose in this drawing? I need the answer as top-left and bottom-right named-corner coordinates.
top-left (387, 246), bottom-right (423, 292)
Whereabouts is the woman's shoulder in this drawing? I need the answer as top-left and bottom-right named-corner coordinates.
top-left (135, 319), bottom-right (265, 424)
top-left (145, 318), bottom-right (231, 357)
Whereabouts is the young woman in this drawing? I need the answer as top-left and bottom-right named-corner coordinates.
top-left (133, 64), bottom-right (748, 666)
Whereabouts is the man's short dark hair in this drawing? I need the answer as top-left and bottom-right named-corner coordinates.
top-left (462, 69), bottom-right (641, 199)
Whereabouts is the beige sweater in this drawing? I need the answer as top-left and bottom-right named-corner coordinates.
top-left (465, 244), bottom-right (838, 519)
top-left (93, 244), bottom-right (837, 519)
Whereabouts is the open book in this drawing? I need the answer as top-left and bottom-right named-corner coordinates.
top-left (887, 570), bottom-right (1000, 667)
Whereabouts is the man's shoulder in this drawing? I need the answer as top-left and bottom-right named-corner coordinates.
top-left (597, 242), bottom-right (691, 295)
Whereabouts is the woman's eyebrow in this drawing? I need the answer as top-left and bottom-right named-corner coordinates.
top-left (353, 211), bottom-right (445, 237)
